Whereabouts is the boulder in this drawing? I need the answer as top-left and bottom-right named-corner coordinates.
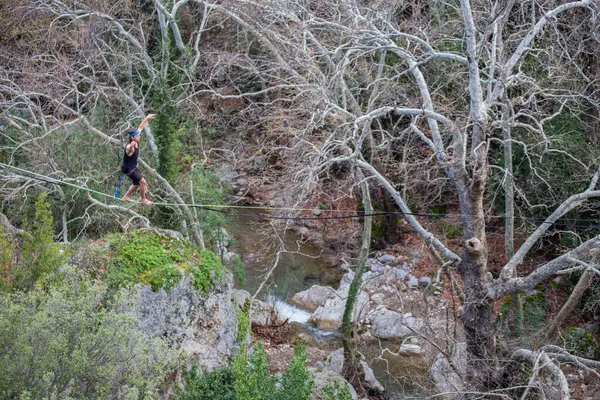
top-left (249, 299), bottom-right (273, 325)
top-left (362, 267), bottom-right (404, 294)
top-left (367, 307), bottom-right (423, 339)
top-left (370, 263), bottom-right (385, 273)
top-left (369, 285), bottom-right (398, 307)
top-left (378, 253), bottom-right (397, 264)
top-left (317, 348), bottom-right (384, 394)
top-left (309, 288), bottom-right (369, 331)
top-left (339, 271), bottom-right (354, 290)
top-left (430, 342), bottom-right (467, 400)
top-left (418, 276), bottom-right (432, 288)
top-left (394, 267), bottom-right (408, 281)
top-left (399, 343), bottom-right (423, 355)
top-left (290, 285), bottom-right (335, 312)
top-left (309, 368), bottom-right (358, 400)
top-left (407, 276), bottom-right (419, 289)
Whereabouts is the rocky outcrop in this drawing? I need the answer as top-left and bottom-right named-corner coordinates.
top-left (317, 348), bottom-right (385, 394)
top-left (430, 343), bottom-right (467, 400)
top-left (309, 368), bottom-right (358, 400)
top-left (294, 255), bottom-right (434, 340)
top-left (132, 274), bottom-right (238, 370)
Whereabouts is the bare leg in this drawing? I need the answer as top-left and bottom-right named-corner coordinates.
top-left (139, 178), bottom-right (152, 205)
top-left (122, 184), bottom-right (139, 202)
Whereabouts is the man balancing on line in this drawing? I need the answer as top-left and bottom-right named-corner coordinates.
top-left (121, 114), bottom-right (156, 205)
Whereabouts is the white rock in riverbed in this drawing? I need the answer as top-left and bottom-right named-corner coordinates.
top-left (289, 285), bottom-right (335, 312)
top-left (367, 307), bottom-right (424, 339)
top-left (308, 288), bottom-right (369, 331)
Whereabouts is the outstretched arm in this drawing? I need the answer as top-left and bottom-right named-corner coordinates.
top-left (137, 113), bottom-right (156, 132)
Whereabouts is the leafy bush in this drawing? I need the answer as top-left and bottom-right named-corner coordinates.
top-left (563, 327), bottom-right (599, 358)
top-left (105, 230), bottom-right (222, 292)
top-left (177, 366), bottom-right (236, 400)
top-left (236, 300), bottom-right (251, 343)
top-left (321, 380), bottom-right (354, 400)
top-left (191, 167), bottom-right (230, 251)
top-left (0, 267), bottom-right (172, 399)
top-left (1, 193), bottom-right (68, 292)
top-left (177, 342), bottom-right (312, 400)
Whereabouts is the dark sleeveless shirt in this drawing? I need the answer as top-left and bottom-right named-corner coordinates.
top-left (122, 143), bottom-right (139, 171)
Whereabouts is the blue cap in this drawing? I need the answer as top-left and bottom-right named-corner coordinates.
top-left (129, 129), bottom-right (140, 137)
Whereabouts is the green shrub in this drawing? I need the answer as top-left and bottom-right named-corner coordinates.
top-left (236, 300), bottom-right (251, 343)
top-left (442, 221), bottom-right (463, 239)
top-left (0, 267), bottom-right (172, 399)
top-left (322, 380), bottom-right (353, 400)
top-left (176, 343), bottom-right (312, 400)
top-left (278, 342), bottom-right (313, 400)
top-left (563, 327), bottom-right (599, 358)
top-left (2, 193), bottom-right (68, 292)
top-left (184, 249), bottom-right (223, 293)
top-left (177, 366), bottom-right (236, 400)
top-left (105, 230), bottom-right (222, 292)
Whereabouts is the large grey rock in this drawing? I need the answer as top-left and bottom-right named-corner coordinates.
top-left (339, 271), bottom-right (354, 290)
top-left (309, 288), bottom-right (369, 331)
top-left (378, 254), bottom-right (397, 264)
top-left (317, 348), bottom-right (384, 394)
top-left (399, 343), bottom-right (423, 355)
top-left (231, 289), bottom-right (250, 307)
top-left (369, 285), bottom-right (398, 307)
top-left (132, 275), bottom-right (238, 370)
top-left (430, 342), bottom-right (467, 400)
top-left (394, 267), bottom-right (408, 281)
top-left (290, 285), bottom-right (335, 312)
top-left (362, 267), bottom-right (405, 294)
top-left (367, 307), bottom-right (423, 339)
top-left (309, 368), bottom-right (358, 400)
top-left (370, 263), bottom-right (385, 273)
top-left (418, 276), bottom-right (432, 287)
top-left (407, 276), bottom-right (419, 289)
top-left (249, 299), bottom-right (273, 325)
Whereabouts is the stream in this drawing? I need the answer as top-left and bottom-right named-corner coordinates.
top-left (226, 208), bottom-right (429, 398)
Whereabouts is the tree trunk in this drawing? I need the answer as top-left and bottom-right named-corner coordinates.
top-left (546, 269), bottom-right (594, 340)
top-left (459, 238), bottom-right (496, 387)
top-left (502, 103), bottom-right (523, 337)
top-left (342, 170), bottom-right (373, 397)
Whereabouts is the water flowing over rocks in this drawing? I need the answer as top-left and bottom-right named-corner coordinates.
top-left (131, 275), bottom-right (239, 370)
top-left (292, 253), bottom-right (446, 344)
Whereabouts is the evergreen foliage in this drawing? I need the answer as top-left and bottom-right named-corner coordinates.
top-left (191, 167), bottom-right (230, 252)
top-left (1, 193), bottom-right (67, 292)
top-left (321, 380), bottom-right (354, 400)
top-left (176, 343), bottom-right (312, 400)
top-left (0, 267), bottom-right (172, 399)
top-left (105, 230), bottom-right (222, 292)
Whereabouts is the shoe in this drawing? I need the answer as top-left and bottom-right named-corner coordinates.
top-left (142, 199), bottom-right (153, 205)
